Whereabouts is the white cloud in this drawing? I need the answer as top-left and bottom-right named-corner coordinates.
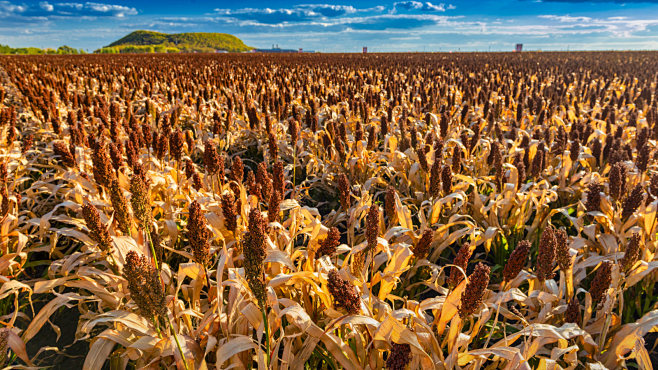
top-left (39, 2), bottom-right (54, 12)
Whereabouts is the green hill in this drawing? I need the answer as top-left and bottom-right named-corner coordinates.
top-left (96, 30), bottom-right (252, 54)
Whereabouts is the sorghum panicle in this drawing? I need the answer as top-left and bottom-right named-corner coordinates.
top-left (231, 156), bottom-right (244, 184)
top-left (621, 185), bottom-right (644, 220)
top-left (272, 161), bottom-right (285, 196)
top-left (536, 226), bottom-right (557, 281)
top-left (620, 233), bottom-right (641, 272)
top-left (244, 209), bottom-right (268, 307)
top-left (268, 189), bottom-right (282, 223)
top-left (337, 173), bottom-right (351, 211)
top-left (385, 186), bottom-right (397, 225)
top-left (413, 229), bottom-right (433, 260)
top-left (609, 162), bottom-right (626, 202)
top-left (82, 203), bottom-right (112, 253)
top-left (585, 182), bottom-right (602, 212)
top-left (386, 343), bottom-right (411, 370)
top-left (565, 296), bottom-right (580, 325)
top-left (448, 242), bottom-right (472, 288)
top-left (169, 129), bottom-right (184, 161)
top-left (502, 240), bottom-right (530, 282)
top-left (124, 251), bottom-right (166, 319)
top-left (187, 201), bottom-right (211, 266)
top-left (366, 204), bottom-right (379, 252)
top-left (203, 141), bottom-right (220, 174)
top-left (221, 192), bottom-right (237, 233)
top-left (130, 174), bottom-right (151, 230)
top-left (327, 269), bottom-right (360, 314)
top-left (53, 141), bottom-right (76, 168)
top-left (430, 158), bottom-right (441, 197)
top-left (441, 165), bottom-right (452, 194)
top-left (459, 262), bottom-right (490, 318)
top-left (590, 261), bottom-right (612, 304)
top-left (317, 227), bottom-right (340, 258)
top-left (109, 178), bottom-right (132, 235)
top-left (555, 228), bottom-right (572, 271)
top-left (91, 144), bottom-right (115, 188)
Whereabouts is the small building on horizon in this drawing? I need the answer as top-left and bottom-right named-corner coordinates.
top-left (515, 44), bottom-right (523, 52)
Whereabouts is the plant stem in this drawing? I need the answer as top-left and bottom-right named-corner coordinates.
top-left (145, 224), bottom-right (160, 271)
top-left (166, 314), bottom-right (190, 370)
top-left (261, 305), bottom-right (271, 366)
top-left (152, 316), bottom-right (162, 338)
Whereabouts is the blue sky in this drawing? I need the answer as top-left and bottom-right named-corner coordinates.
top-left (1, 0), bottom-right (658, 51)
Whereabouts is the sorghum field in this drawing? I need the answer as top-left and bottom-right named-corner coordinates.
top-left (0, 52), bottom-right (657, 369)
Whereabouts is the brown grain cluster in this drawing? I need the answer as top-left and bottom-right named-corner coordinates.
top-left (621, 185), bottom-right (644, 220)
top-left (130, 174), bottom-right (151, 230)
top-left (109, 178), bottom-right (131, 234)
top-left (564, 297), bottom-right (580, 325)
top-left (555, 228), bottom-right (571, 272)
top-left (337, 173), bottom-right (351, 211)
top-left (187, 201), bottom-right (211, 266)
top-left (536, 226), bottom-right (557, 281)
top-left (386, 343), bottom-right (411, 370)
top-left (413, 229), bottom-right (433, 260)
top-left (502, 240), bottom-right (530, 282)
top-left (366, 204), bottom-right (379, 253)
top-left (585, 182), bottom-right (602, 212)
top-left (327, 269), bottom-right (360, 314)
top-left (221, 193), bottom-right (237, 233)
top-left (317, 227), bottom-right (340, 258)
top-left (53, 141), bottom-right (76, 168)
top-left (620, 233), bottom-right (641, 272)
top-left (81, 203), bottom-right (112, 253)
top-left (124, 251), bottom-right (166, 319)
top-left (459, 262), bottom-right (490, 318)
top-left (448, 243), bottom-right (472, 288)
top-left (244, 209), bottom-right (268, 307)
top-left (590, 261), bottom-right (612, 304)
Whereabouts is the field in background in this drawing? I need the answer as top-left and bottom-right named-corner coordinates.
top-left (0, 52), bottom-right (657, 369)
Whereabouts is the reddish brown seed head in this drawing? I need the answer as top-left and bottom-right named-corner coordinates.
top-left (620, 233), bottom-right (641, 272)
top-left (187, 201), bottom-right (211, 266)
top-left (555, 228), bottom-right (572, 272)
top-left (448, 243), bottom-right (473, 288)
top-left (124, 251), bottom-right (166, 319)
top-left (203, 141), bottom-right (220, 175)
top-left (564, 296), bottom-right (580, 325)
top-left (585, 182), bottom-right (602, 212)
top-left (441, 165), bottom-right (453, 194)
top-left (317, 227), bottom-right (341, 258)
top-left (130, 173), bottom-right (151, 230)
top-left (366, 204), bottom-right (379, 252)
top-left (327, 269), bottom-right (360, 314)
top-left (536, 226), bottom-right (557, 282)
top-left (337, 173), bottom-right (351, 211)
top-left (81, 203), bottom-right (112, 253)
top-left (590, 261), bottom-right (612, 305)
top-left (459, 262), bottom-right (490, 318)
top-left (503, 240), bottom-right (531, 282)
top-left (231, 156), bottom-right (244, 184)
top-left (109, 178), bottom-right (131, 235)
top-left (268, 189), bottom-right (282, 223)
top-left (413, 229), bottom-right (434, 260)
top-left (244, 209), bottom-right (268, 307)
top-left (621, 185), bottom-right (644, 220)
top-left (221, 192), bottom-right (237, 233)
top-left (386, 343), bottom-right (411, 370)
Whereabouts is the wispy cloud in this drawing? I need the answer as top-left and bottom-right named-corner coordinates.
top-left (392, 1), bottom-right (450, 12)
top-left (0, 1), bottom-right (137, 19)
